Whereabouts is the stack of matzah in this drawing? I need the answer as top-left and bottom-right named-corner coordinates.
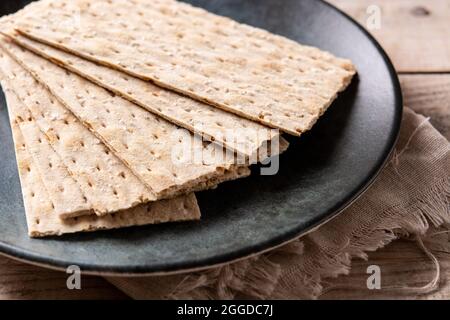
top-left (0, 0), bottom-right (355, 238)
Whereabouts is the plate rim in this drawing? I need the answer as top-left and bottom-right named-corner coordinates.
top-left (0, 0), bottom-right (403, 276)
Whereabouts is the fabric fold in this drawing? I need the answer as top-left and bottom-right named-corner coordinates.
top-left (106, 107), bottom-right (450, 299)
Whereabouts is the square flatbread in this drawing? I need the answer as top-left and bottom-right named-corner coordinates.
top-left (3, 32), bottom-right (281, 160)
top-left (0, 47), bottom-right (157, 218)
top-left (0, 46), bottom-right (250, 221)
top-left (1, 40), bottom-right (252, 202)
top-left (1, 79), bottom-right (201, 237)
top-left (14, 0), bottom-right (356, 136)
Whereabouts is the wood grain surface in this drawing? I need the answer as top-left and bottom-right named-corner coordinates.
top-left (322, 238), bottom-right (450, 300)
top-left (323, 0), bottom-right (450, 299)
top-left (0, 257), bottom-right (127, 299)
top-left (329, 0), bottom-right (450, 72)
top-left (0, 0), bottom-right (448, 299)
top-left (401, 74), bottom-right (450, 140)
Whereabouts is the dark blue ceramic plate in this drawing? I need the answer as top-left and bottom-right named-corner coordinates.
top-left (0, 0), bottom-right (402, 275)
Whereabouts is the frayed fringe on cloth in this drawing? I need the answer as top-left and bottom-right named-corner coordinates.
top-left (162, 109), bottom-right (450, 300)
top-left (313, 178), bottom-right (450, 298)
top-left (167, 249), bottom-right (298, 300)
top-left (107, 108), bottom-right (450, 300)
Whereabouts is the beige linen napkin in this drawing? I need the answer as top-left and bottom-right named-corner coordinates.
top-left (107, 107), bottom-right (450, 299)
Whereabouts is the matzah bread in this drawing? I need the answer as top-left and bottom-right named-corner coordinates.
top-left (0, 79), bottom-right (201, 237)
top-left (0, 67), bottom-right (92, 218)
top-left (0, 47), bottom-right (158, 218)
top-left (1, 45), bottom-right (251, 220)
top-left (2, 33), bottom-right (281, 160)
top-left (18, 119), bottom-right (93, 218)
top-left (15, 0), bottom-right (356, 136)
top-left (1, 40), bottom-right (254, 199)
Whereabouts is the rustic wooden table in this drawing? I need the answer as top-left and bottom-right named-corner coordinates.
top-left (0, 0), bottom-right (448, 299)
top-left (323, 0), bottom-right (450, 300)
